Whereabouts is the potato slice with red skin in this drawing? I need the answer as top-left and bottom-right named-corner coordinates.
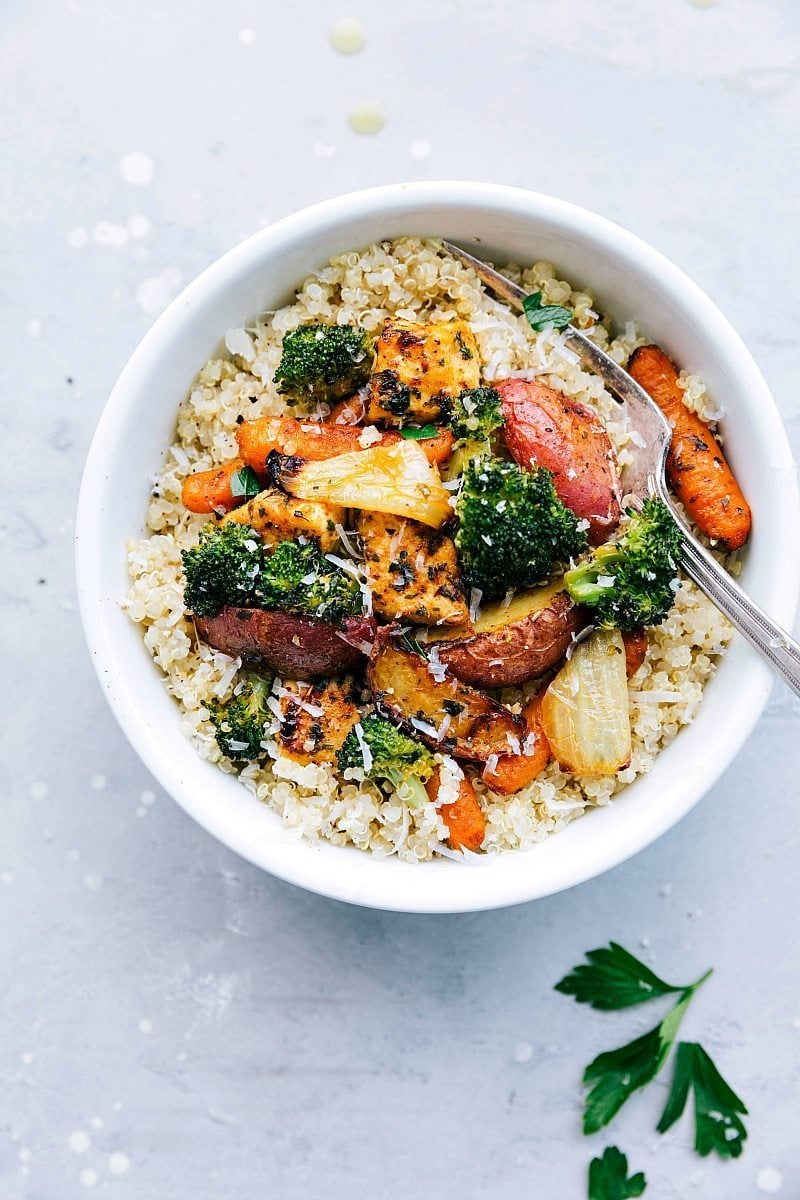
top-left (194, 608), bottom-right (375, 680)
top-left (368, 626), bottom-right (525, 763)
top-left (430, 584), bottom-right (588, 688)
top-left (498, 378), bottom-right (621, 544)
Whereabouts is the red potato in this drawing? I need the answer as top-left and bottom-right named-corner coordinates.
top-left (431, 584), bottom-right (587, 689)
top-left (194, 607), bottom-right (376, 680)
top-left (498, 378), bottom-right (621, 544)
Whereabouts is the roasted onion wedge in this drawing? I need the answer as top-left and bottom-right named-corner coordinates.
top-left (268, 440), bottom-right (452, 528)
top-left (540, 628), bottom-right (631, 776)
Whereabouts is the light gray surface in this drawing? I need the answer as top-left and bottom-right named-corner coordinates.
top-left (2, 1), bottom-right (799, 1197)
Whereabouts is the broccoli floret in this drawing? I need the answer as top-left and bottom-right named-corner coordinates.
top-left (337, 715), bottom-right (435, 807)
top-left (441, 386), bottom-right (504, 443)
top-left (182, 522), bottom-right (263, 617)
top-left (274, 323), bottom-right (372, 403)
top-left (210, 673), bottom-right (273, 761)
top-left (564, 498), bottom-right (682, 630)
top-left (257, 539), bottom-right (362, 622)
top-left (454, 455), bottom-right (587, 598)
top-left (441, 387), bottom-right (504, 481)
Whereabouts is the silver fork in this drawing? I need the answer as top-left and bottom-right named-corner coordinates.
top-left (442, 240), bottom-right (800, 698)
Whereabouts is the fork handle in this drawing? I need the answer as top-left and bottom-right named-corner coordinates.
top-left (667, 512), bottom-right (800, 699)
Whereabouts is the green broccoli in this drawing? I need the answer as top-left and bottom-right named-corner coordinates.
top-left (210, 673), bottom-right (273, 761)
top-left (564, 498), bottom-right (682, 629)
top-left (182, 521), bottom-right (264, 617)
top-left (454, 455), bottom-right (587, 598)
top-left (274, 323), bottom-right (373, 403)
top-left (441, 386), bottom-right (504, 480)
top-left (337, 715), bottom-right (435, 807)
top-left (441, 386), bottom-right (503, 443)
top-left (257, 539), bottom-right (362, 622)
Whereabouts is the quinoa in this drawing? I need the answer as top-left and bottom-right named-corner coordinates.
top-left (124, 237), bottom-right (733, 862)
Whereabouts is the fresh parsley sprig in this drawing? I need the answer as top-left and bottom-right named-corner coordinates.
top-left (522, 290), bottom-right (573, 332)
top-left (582, 983), bottom-right (702, 1134)
top-left (555, 941), bottom-right (706, 1011)
top-left (557, 943), bottom-right (748, 1159)
top-left (588, 1146), bottom-right (646, 1200)
top-left (657, 1042), bottom-right (748, 1159)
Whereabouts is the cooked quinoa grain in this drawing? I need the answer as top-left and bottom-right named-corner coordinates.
top-left (124, 238), bottom-right (732, 862)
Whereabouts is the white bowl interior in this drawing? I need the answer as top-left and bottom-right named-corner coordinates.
top-left (76, 183), bottom-right (800, 912)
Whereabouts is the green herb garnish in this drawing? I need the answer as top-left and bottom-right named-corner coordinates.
top-left (400, 424), bottom-right (439, 441)
top-left (230, 465), bottom-right (261, 500)
top-left (657, 1042), bottom-right (748, 1159)
top-left (522, 290), bottom-right (573, 331)
top-left (588, 1146), bottom-right (646, 1200)
top-left (582, 984), bottom-right (701, 1134)
top-left (555, 941), bottom-right (701, 1011)
top-left (557, 943), bottom-right (747, 1159)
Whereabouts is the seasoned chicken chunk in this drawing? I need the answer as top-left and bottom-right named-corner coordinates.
top-left (367, 318), bottom-right (481, 425)
top-left (357, 511), bottom-right (469, 626)
top-left (221, 488), bottom-right (344, 553)
top-left (276, 677), bottom-right (360, 764)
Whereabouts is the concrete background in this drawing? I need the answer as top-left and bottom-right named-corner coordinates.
top-left (2, 1), bottom-right (799, 1196)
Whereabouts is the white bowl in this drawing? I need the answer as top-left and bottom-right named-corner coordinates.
top-left (76, 182), bottom-right (800, 913)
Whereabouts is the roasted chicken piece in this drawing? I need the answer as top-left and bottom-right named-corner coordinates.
top-left (276, 677), bottom-right (360, 764)
top-left (221, 488), bottom-right (344, 553)
top-left (357, 511), bottom-right (469, 627)
top-left (367, 318), bottom-right (480, 425)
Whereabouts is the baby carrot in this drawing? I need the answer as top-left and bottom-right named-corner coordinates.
top-left (485, 691), bottom-right (551, 796)
top-left (628, 345), bottom-right (751, 551)
top-left (426, 768), bottom-right (486, 852)
top-left (181, 458), bottom-right (246, 513)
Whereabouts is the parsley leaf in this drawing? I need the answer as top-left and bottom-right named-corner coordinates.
top-left (657, 1042), bottom-right (748, 1159)
top-left (230, 465), bottom-right (261, 500)
top-left (588, 1146), bottom-right (646, 1200)
top-left (555, 942), bottom-right (694, 1011)
top-left (582, 985), bottom-right (699, 1133)
top-left (522, 290), bottom-right (573, 331)
top-left (400, 424), bottom-right (439, 441)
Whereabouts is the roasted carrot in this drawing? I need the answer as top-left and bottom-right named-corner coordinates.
top-left (181, 458), bottom-right (247, 514)
top-left (426, 768), bottom-right (486, 852)
top-left (326, 395), bottom-right (366, 426)
top-left (238, 414), bottom-right (454, 471)
top-left (484, 691), bottom-right (551, 795)
top-left (622, 628), bottom-right (648, 679)
top-left (628, 345), bottom-right (751, 551)
top-left (328, 397), bottom-right (455, 465)
top-left (416, 428), bottom-right (456, 467)
top-left (236, 416), bottom-right (366, 468)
